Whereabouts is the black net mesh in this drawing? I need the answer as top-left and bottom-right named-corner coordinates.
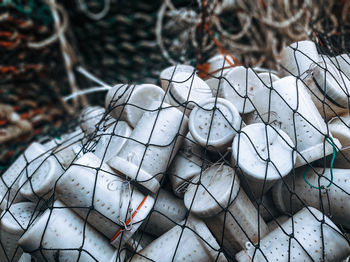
top-left (1, 0), bottom-right (350, 262)
top-left (2, 45), bottom-right (350, 261)
top-left (0, 0), bottom-right (80, 168)
top-left (62, 0), bottom-right (168, 86)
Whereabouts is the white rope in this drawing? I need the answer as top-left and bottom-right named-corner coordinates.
top-left (76, 66), bottom-right (111, 87)
top-left (77, 0), bottom-right (110, 21)
top-left (64, 86), bottom-right (110, 101)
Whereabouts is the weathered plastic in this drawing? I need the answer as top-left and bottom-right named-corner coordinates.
top-left (267, 215), bottom-right (289, 232)
top-left (79, 106), bottom-right (105, 135)
top-left (279, 40), bottom-right (319, 77)
top-left (212, 66), bottom-right (264, 113)
top-left (257, 72), bottom-right (280, 86)
top-left (272, 167), bottom-right (350, 228)
top-left (328, 114), bottom-right (350, 168)
top-left (0, 143), bottom-right (47, 210)
top-left (160, 65), bottom-right (195, 91)
top-left (325, 54), bottom-right (350, 79)
top-left (94, 120), bottom-right (132, 162)
top-left (206, 54), bottom-right (234, 77)
top-left (232, 123), bottom-right (295, 196)
top-left (128, 215), bottom-right (227, 262)
top-left (303, 61), bottom-right (349, 120)
top-left (19, 146), bottom-right (64, 202)
top-left (18, 200), bottom-right (121, 262)
top-left (43, 129), bottom-right (84, 168)
top-left (189, 97), bottom-right (241, 152)
top-left (18, 253), bottom-right (35, 262)
top-left (253, 76), bottom-right (341, 167)
top-left (168, 133), bottom-right (207, 198)
top-left (142, 189), bottom-right (187, 237)
top-left (0, 202), bottom-right (37, 262)
top-left (126, 231), bottom-right (155, 256)
top-left (105, 84), bottom-right (167, 128)
top-left (184, 164), bottom-right (269, 256)
top-left (235, 207), bottom-right (350, 262)
top-left (107, 102), bottom-right (188, 192)
top-left (56, 152), bottom-right (155, 247)
top-left (168, 72), bottom-right (213, 115)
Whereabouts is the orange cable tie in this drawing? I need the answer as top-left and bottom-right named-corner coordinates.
top-left (110, 195), bottom-right (148, 242)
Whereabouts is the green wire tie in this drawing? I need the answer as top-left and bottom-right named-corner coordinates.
top-left (303, 137), bottom-right (337, 190)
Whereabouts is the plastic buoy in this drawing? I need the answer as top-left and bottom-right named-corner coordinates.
top-left (232, 123), bottom-right (295, 196)
top-left (18, 200), bottom-right (121, 262)
top-left (108, 102), bottom-right (188, 192)
top-left (184, 164), bottom-right (269, 256)
top-left (56, 152), bottom-right (155, 246)
top-left (189, 97), bottom-right (241, 152)
top-left (235, 207), bottom-right (350, 262)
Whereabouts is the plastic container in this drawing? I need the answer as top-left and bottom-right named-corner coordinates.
top-left (303, 61), bottom-right (349, 120)
top-left (184, 164), bottom-right (269, 256)
top-left (19, 146), bottom-right (64, 202)
top-left (312, 61), bottom-right (350, 108)
top-left (181, 132), bottom-right (207, 159)
top-left (56, 152), bottom-right (155, 247)
top-left (79, 106), bottom-right (105, 135)
top-left (0, 142), bottom-right (48, 210)
top-left (105, 83), bottom-right (167, 128)
top-left (159, 65), bottom-right (195, 91)
top-left (257, 72), bottom-right (280, 86)
top-left (232, 123), bottom-right (295, 196)
top-left (142, 189), bottom-right (187, 237)
top-left (168, 72), bottom-right (213, 114)
top-left (168, 153), bottom-right (202, 198)
top-left (128, 214), bottom-right (227, 262)
top-left (18, 200), bottom-right (121, 262)
top-left (43, 129), bottom-right (84, 168)
top-left (18, 253), bottom-right (35, 262)
top-left (255, 192), bottom-right (281, 222)
top-left (329, 114), bottom-right (350, 168)
top-left (126, 231), bottom-right (155, 256)
top-left (253, 76), bottom-right (341, 167)
top-left (94, 120), bottom-right (132, 162)
top-left (272, 167), bottom-right (350, 228)
top-left (253, 67), bottom-right (279, 74)
top-left (329, 114), bottom-right (350, 144)
top-left (107, 102), bottom-right (188, 193)
top-left (189, 97), bottom-right (241, 152)
top-left (213, 66), bottom-right (264, 113)
top-left (0, 202), bottom-right (37, 262)
top-left (206, 54), bottom-right (234, 77)
top-left (246, 189), bottom-right (281, 223)
top-left (279, 40), bottom-right (319, 77)
top-left (205, 77), bottom-right (220, 96)
top-left (235, 207), bottom-right (350, 262)
top-left (169, 133), bottom-right (207, 198)
top-left (241, 110), bottom-right (264, 126)
top-left (327, 54), bottom-right (350, 79)
top-left (267, 215), bottom-right (289, 232)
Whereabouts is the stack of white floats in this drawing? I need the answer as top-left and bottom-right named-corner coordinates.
top-left (1, 40), bottom-right (350, 262)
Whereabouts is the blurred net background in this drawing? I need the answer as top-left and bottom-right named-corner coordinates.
top-left (1, 0), bottom-right (350, 261)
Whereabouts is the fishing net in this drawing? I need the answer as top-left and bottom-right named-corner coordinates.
top-left (0, 0), bottom-right (88, 168)
top-left (1, 0), bottom-right (350, 261)
top-left (62, 0), bottom-right (167, 85)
